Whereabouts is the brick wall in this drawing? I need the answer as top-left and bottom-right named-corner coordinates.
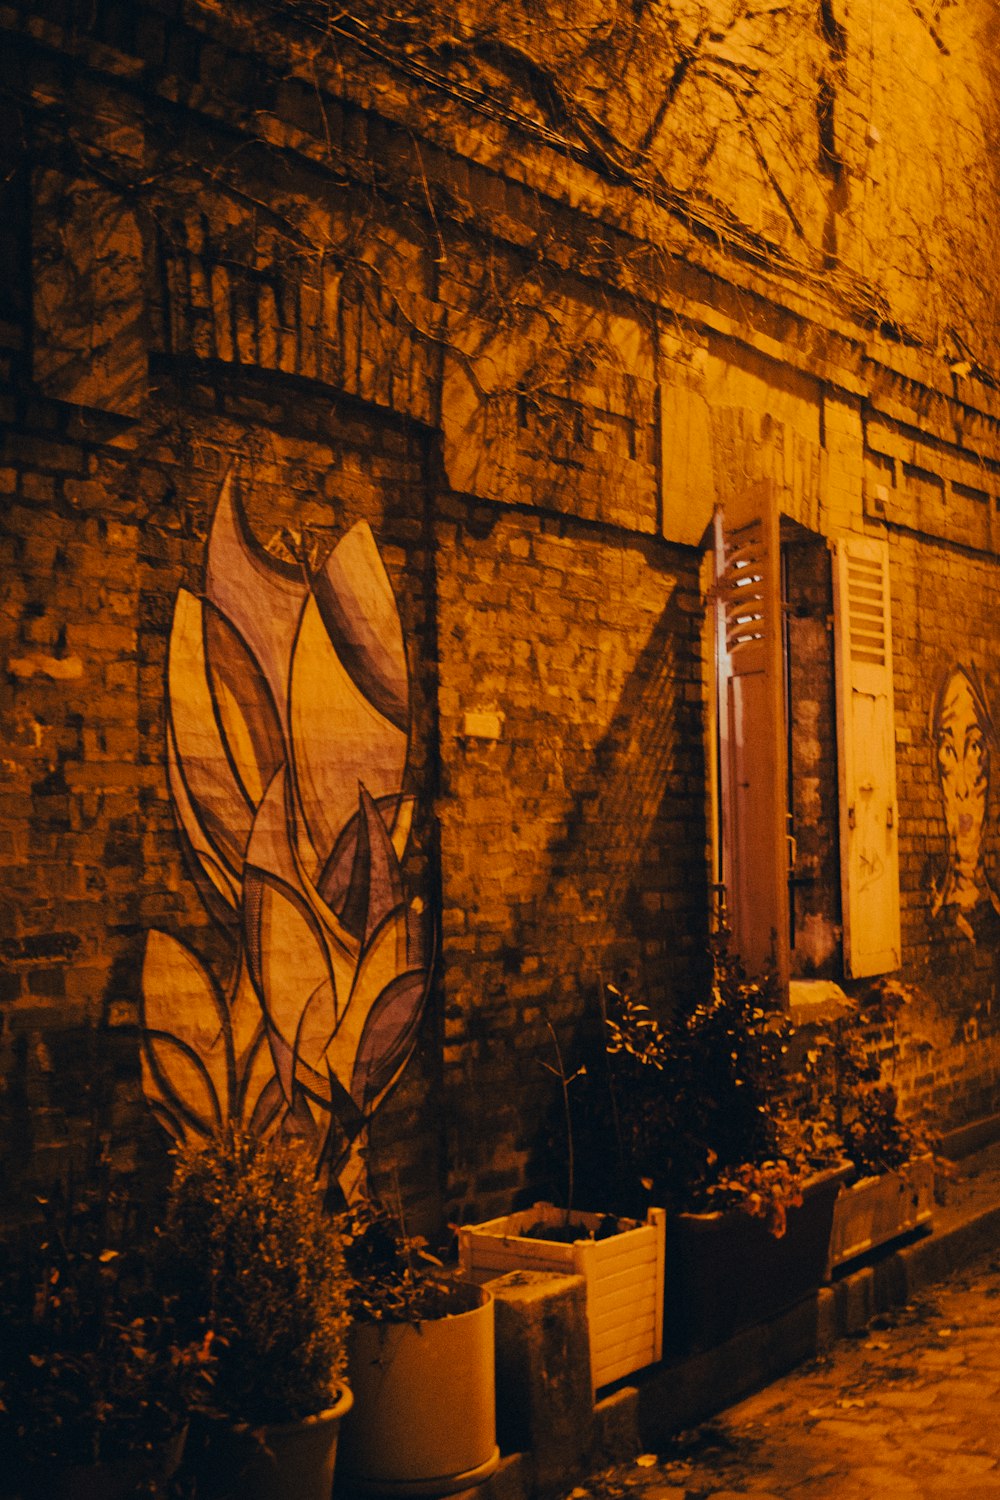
top-left (0, 354), bottom-right (448, 1226)
top-left (4, 0), bottom-right (1000, 1233)
top-left (433, 501), bottom-right (708, 1217)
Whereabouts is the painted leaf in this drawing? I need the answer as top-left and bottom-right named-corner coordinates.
top-left (293, 976), bottom-right (343, 1103)
top-left (204, 468), bottom-right (308, 740)
top-left (140, 1053), bottom-right (188, 1145)
top-left (202, 598), bottom-right (285, 810)
top-left (339, 786), bottom-right (406, 947)
top-left (349, 968), bottom-right (428, 1110)
top-left (242, 870), bottom-right (338, 1080)
top-left (312, 520), bottom-right (409, 733)
top-left (246, 1072), bottom-right (285, 1139)
top-left (324, 903), bottom-right (410, 1094)
top-left (141, 930), bottom-right (230, 1127)
top-left (167, 590), bottom-right (254, 881)
top-left (227, 954), bottom-right (268, 1077)
top-left (316, 792), bottom-right (414, 917)
top-left (244, 766), bottom-right (359, 991)
top-left (142, 1032), bottom-right (222, 1140)
top-left (289, 594), bottom-right (408, 877)
top-left (166, 718), bottom-right (241, 913)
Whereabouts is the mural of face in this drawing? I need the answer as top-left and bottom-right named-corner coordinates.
top-left (930, 663), bottom-right (998, 939)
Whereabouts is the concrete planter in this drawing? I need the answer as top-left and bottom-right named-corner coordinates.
top-left (827, 1154), bottom-right (935, 1273)
top-left (664, 1166), bottom-right (849, 1355)
top-left (341, 1282), bottom-right (498, 1496)
top-left (458, 1203), bottom-right (666, 1392)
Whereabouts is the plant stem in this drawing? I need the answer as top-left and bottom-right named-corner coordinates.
top-left (545, 1020), bottom-right (575, 1226)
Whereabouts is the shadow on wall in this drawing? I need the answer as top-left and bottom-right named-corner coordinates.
top-left (542, 587), bottom-right (708, 999)
top-left (520, 588), bottom-right (710, 1204)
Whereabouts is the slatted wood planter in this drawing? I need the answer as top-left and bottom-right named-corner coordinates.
top-left (827, 1155), bottom-right (934, 1273)
top-left (457, 1203), bottom-right (666, 1393)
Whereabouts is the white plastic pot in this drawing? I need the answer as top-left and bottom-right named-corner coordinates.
top-left (341, 1283), bottom-right (498, 1496)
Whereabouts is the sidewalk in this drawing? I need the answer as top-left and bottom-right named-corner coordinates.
top-left (572, 1241), bottom-right (1000, 1497)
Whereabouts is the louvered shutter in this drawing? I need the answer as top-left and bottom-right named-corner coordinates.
top-left (832, 534), bottom-right (901, 977)
top-left (715, 488), bottom-right (790, 981)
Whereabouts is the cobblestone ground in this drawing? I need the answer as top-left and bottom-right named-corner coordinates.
top-left (575, 1250), bottom-right (1000, 1500)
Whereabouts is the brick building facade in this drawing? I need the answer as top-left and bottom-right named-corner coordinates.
top-left (2, 0), bottom-right (999, 1232)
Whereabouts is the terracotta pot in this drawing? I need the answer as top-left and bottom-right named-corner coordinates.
top-left (341, 1282), bottom-right (498, 1495)
top-left (186, 1384), bottom-right (353, 1500)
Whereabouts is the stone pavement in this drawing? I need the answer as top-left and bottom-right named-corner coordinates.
top-left (572, 1248), bottom-right (1000, 1499)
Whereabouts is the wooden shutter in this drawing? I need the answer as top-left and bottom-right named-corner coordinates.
top-left (714, 486), bottom-right (789, 982)
top-left (832, 534), bottom-right (901, 977)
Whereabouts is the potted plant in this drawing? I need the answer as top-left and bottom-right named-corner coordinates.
top-left (816, 981), bottom-right (936, 1273)
top-left (598, 931), bottom-right (848, 1355)
top-left (338, 1200), bottom-right (499, 1495)
top-left (0, 1177), bottom-right (204, 1500)
top-left (160, 1127), bottom-right (352, 1500)
top-left (457, 1021), bottom-right (666, 1394)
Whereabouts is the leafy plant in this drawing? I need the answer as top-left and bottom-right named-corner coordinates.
top-left (161, 1128), bottom-right (350, 1425)
top-left (709, 1158), bottom-right (805, 1238)
top-left (804, 978), bottom-right (936, 1180)
top-left (339, 1198), bottom-right (466, 1323)
top-left (842, 1084), bottom-right (926, 1176)
top-left (0, 1181), bottom-right (208, 1481)
top-left (596, 928), bottom-right (842, 1233)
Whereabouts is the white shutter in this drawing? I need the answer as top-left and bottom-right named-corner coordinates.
top-left (832, 534), bottom-right (901, 977)
top-left (715, 486), bottom-right (790, 982)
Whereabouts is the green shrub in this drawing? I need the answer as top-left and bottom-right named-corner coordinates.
top-left (162, 1129), bottom-right (350, 1425)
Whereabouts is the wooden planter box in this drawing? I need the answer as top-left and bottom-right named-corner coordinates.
top-left (457, 1203), bottom-right (666, 1392)
top-left (663, 1165), bottom-right (849, 1356)
top-left (827, 1154), bottom-right (935, 1273)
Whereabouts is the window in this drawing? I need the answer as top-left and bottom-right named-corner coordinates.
top-left (713, 488), bottom-right (900, 986)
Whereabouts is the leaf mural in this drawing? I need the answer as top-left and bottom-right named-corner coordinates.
top-left (141, 468), bottom-right (429, 1197)
top-left (289, 593), bottom-right (408, 881)
top-left (312, 520), bottom-right (409, 733)
top-left (141, 931), bottom-right (228, 1139)
top-left (204, 469), bottom-right (309, 741)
